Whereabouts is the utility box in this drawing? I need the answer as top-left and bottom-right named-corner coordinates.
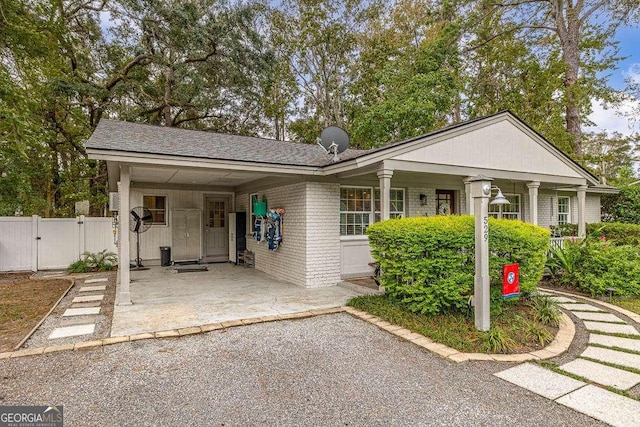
top-left (160, 246), bottom-right (171, 266)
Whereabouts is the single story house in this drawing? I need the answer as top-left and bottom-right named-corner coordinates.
top-left (86, 111), bottom-right (616, 305)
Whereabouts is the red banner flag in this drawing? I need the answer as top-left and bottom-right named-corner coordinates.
top-left (502, 263), bottom-right (520, 299)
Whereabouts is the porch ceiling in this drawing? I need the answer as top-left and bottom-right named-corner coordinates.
top-left (130, 165), bottom-right (269, 187)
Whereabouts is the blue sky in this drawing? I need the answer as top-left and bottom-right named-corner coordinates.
top-left (587, 25), bottom-right (640, 137)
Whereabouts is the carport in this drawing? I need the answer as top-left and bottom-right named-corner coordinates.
top-left (110, 264), bottom-right (361, 336)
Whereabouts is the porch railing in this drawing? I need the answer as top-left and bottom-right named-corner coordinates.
top-left (550, 237), bottom-right (565, 250)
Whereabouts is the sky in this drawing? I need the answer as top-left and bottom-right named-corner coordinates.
top-left (587, 25), bottom-right (640, 137)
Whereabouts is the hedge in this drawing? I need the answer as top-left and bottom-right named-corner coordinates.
top-left (551, 222), bottom-right (640, 246)
top-left (575, 243), bottom-right (640, 297)
top-left (366, 215), bottom-right (550, 314)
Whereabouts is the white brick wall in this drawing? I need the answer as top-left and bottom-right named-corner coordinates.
top-left (305, 182), bottom-right (341, 287)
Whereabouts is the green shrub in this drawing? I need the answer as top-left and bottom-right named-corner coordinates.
top-left (528, 294), bottom-right (561, 327)
top-left (586, 222), bottom-right (640, 246)
top-left (546, 240), bottom-right (583, 284)
top-left (522, 320), bottom-right (554, 347)
top-left (575, 243), bottom-right (640, 297)
top-left (66, 250), bottom-right (117, 273)
top-left (366, 215), bottom-right (550, 315)
top-left (477, 327), bottom-right (516, 353)
top-left (551, 223), bottom-right (578, 237)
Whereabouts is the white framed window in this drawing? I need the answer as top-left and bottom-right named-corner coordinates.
top-left (340, 186), bottom-right (405, 236)
top-left (488, 194), bottom-right (521, 220)
top-left (558, 196), bottom-right (570, 225)
top-left (142, 195), bottom-right (167, 225)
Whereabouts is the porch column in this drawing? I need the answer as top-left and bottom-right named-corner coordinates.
top-left (464, 177), bottom-right (474, 215)
top-left (526, 181), bottom-right (540, 225)
top-left (577, 184), bottom-right (587, 238)
top-left (377, 167), bottom-right (394, 221)
top-left (118, 165), bottom-right (132, 305)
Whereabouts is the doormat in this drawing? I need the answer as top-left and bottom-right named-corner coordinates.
top-left (174, 265), bottom-right (209, 273)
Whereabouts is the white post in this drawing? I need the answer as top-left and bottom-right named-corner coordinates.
top-left (118, 165), bottom-right (132, 305)
top-left (468, 175), bottom-right (493, 331)
top-left (31, 215), bottom-right (39, 272)
top-left (577, 184), bottom-right (587, 238)
top-left (464, 177), bottom-right (474, 215)
top-left (527, 181), bottom-right (540, 225)
top-left (377, 167), bottom-right (394, 221)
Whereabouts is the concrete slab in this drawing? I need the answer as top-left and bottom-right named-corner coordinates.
top-left (85, 278), bottom-right (108, 284)
top-left (590, 334), bottom-right (640, 353)
top-left (556, 385), bottom-right (640, 427)
top-left (494, 363), bottom-right (586, 400)
top-left (71, 301), bottom-right (102, 308)
top-left (560, 359), bottom-right (640, 390)
top-left (559, 303), bottom-right (605, 312)
top-left (571, 311), bottom-right (624, 323)
top-left (72, 295), bottom-right (104, 303)
top-left (548, 296), bottom-right (577, 303)
top-left (79, 285), bottom-right (106, 292)
top-left (110, 264), bottom-right (361, 337)
top-left (48, 324), bottom-right (95, 339)
top-left (62, 307), bottom-right (100, 317)
top-left (582, 346), bottom-right (640, 371)
top-left (583, 321), bottom-right (640, 336)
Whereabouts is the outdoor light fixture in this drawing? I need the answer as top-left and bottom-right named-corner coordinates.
top-left (419, 193), bottom-right (427, 205)
top-left (489, 186), bottom-right (510, 206)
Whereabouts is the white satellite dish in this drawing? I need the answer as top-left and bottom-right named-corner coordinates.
top-left (317, 126), bottom-right (350, 162)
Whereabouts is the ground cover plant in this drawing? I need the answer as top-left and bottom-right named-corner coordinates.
top-left (348, 291), bottom-right (560, 353)
top-left (67, 250), bottom-right (117, 273)
top-left (0, 273), bottom-right (70, 352)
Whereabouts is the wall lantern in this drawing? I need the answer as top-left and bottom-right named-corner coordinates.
top-left (489, 187), bottom-right (510, 206)
top-left (419, 193), bottom-right (427, 206)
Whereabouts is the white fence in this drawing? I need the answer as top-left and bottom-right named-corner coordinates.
top-left (0, 216), bottom-right (116, 271)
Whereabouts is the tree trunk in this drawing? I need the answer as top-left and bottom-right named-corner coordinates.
top-left (163, 68), bottom-right (174, 126)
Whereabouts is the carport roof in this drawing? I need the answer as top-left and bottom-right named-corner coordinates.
top-left (85, 119), bottom-right (368, 167)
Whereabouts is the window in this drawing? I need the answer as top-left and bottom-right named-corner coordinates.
top-left (488, 194), bottom-right (521, 220)
top-left (558, 196), bottom-right (570, 225)
top-left (340, 186), bottom-right (405, 236)
top-left (436, 190), bottom-right (455, 215)
top-left (143, 195), bottom-right (167, 225)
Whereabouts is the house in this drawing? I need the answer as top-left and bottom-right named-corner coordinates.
top-left (86, 111), bottom-right (616, 305)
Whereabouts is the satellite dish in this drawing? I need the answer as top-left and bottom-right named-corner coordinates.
top-left (318, 126), bottom-right (350, 162)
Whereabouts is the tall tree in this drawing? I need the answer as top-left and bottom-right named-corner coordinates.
top-left (478, 0), bottom-right (639, 160)
top-left (583, 131), bottom-right (638, 185)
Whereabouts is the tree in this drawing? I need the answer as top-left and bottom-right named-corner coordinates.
top-left (583, 131), bottom-right (638, 185)
top-left (478, 0), bottom-right (639, 160)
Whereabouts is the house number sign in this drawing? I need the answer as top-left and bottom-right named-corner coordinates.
top-left (483, 216), bottom-right (489, 242)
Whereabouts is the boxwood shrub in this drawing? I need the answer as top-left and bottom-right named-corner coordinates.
top-left (366, 215), bottom-right (550, 315)
top-left (575, 243), bottom-right (640, 296)
top-left (586, 222), bottom-right (640, 246)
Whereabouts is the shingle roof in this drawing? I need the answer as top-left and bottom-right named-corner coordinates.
top-left (85, 119), bottom-right (368, 167)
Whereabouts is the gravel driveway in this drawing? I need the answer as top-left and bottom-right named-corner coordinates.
top-left (0, 314), bottom-right (605, 426)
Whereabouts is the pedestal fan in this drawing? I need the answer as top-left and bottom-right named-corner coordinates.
top-left (130, 206), bottom-right (153, 270)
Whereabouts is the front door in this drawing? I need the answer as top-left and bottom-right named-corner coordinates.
top-left (436, 190), bottom-right (456, 215)
top-left (204, 197), bottom-right (229, 261)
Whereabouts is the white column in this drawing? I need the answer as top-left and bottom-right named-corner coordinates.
top-left (464, 177), bottom-right (474, 215)
top-left (377, 168), bottom-right (394, 221)
top-left (118, 165), bottom-right (132, 305)
top-left (468, 174), bottom-right (493, 332)
top-left (526, 181), bottom-right (540, 225)
top-left (577, 184), bottom-right (587, 238)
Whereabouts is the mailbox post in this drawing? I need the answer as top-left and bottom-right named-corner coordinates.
top-left (467, 175), bottom-right (493, 331)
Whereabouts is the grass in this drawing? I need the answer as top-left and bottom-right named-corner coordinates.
top-left (609, 297), bottom-right (640, 315)
top-left (0, 273), bottom-right (70, 352)
top-left (348, 293), bottom-right (558, 354)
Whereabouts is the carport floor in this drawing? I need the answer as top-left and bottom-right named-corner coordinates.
top-left (111, 264), bottom-right (360, 337)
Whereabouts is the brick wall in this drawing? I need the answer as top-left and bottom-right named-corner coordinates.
top-left (305, 182), bottom-right (341, 287)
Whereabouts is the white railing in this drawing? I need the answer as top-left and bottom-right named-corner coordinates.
top-left (550, 237), bottom-right (565, 250)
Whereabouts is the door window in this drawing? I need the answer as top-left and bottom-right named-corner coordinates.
top-left (208, 201), bottom-right (226, 228)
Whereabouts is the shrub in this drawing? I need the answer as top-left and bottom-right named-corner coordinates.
top-left (546, 240), bottom-right (583, 284)
top-left (575, 242), bottom-right (640, 297)
top-left (477, 327), bottom-right (516, 353)
top-left (528, 294), bottom-right (561, 327)
top-left (586, 222), bottom-right (640, 246)
top-left (66, 250), bottom-right (117, 273)
top-left (67, 259), bottom-right (91, 273)
top-left (366, 215), bottom-right (550, 315)
top-left (550, 223), bottom-right (578, 237)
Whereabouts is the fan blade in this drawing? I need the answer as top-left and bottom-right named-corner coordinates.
top-left (131, 211), bottom-right (140, 221)
top-left (134, 221), bottom-right (141, 233)
top-left (141, 214), bottom-right (153, 222)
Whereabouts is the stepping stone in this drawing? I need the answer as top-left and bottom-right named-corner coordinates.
top-left (48, 324), bottom-right (95, 339)
top-left (85, 277), bottom-right (108, 284)
top-left (556, 385), bottom-right (640, 427)
top-left (590, 334), bottom-right (640, 353)
top-left (494, 363), bottom-right (586, 399)
top-left (582, 346), bottom-right (640, 371)
top-left (583, 321), bottom-right (640, 336)
top-left (71, 301), bottom-right (102, 308)
top-left (572, 311), bottom-right (624, 323)
top-left (72, 295), bottom-right (104, 303)
top-left (62, 307), bottom-right (100, 317)
top-left (548, 296), bottom-right (577, 303)
top-left (559, 303), bottom-right (605, 312)
top-left (79, 285), bottom-right (106, 292)
top-left (560, 359), bottom-right (640, 390)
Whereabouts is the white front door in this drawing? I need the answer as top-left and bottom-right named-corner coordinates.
top-left (205, 197), bottom-right (229, 261)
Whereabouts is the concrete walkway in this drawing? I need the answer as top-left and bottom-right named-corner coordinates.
top-left (494, 290), bottom-right (640, 427)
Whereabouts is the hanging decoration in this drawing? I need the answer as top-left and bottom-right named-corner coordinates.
top-left (266, 208), bottom-right (284, 251)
